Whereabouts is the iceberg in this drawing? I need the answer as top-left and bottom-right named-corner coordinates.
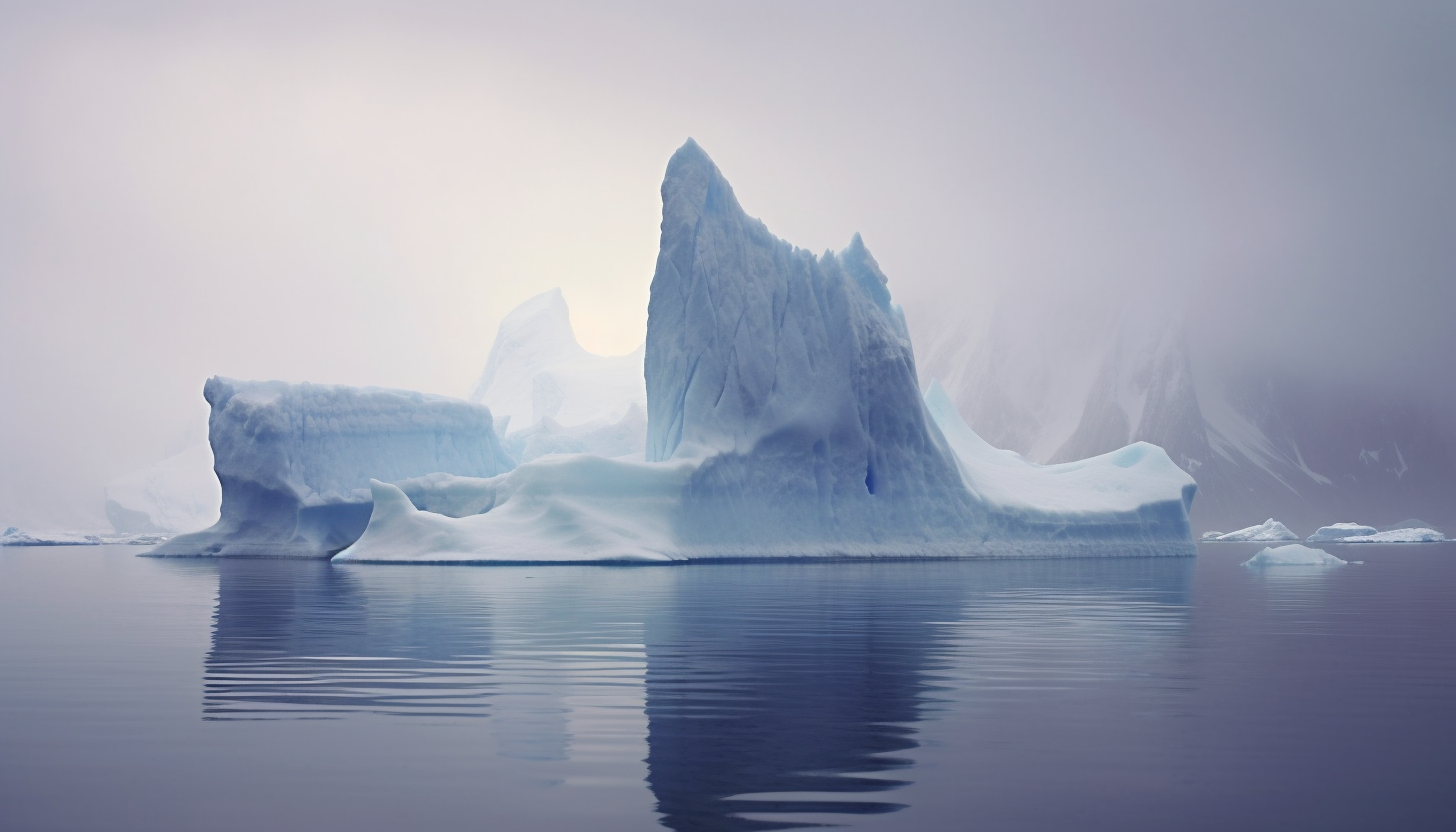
top-left (1382, 518), bottom-right (1441, 533)
top-left (103, 443), bottom-right (222, 533)
top-left (2, 527), bottom-right (102, 546)
top-left (1307, 523), bottom-right (1378, 542)
top-left (1208, 519), bottom-right (1299, 542)
top-left (1335, 528), bottom-right (1446, 544)
top-left (336, 140), bottom-right (1197, 563)
top-left (1243, 544), bottom-right (1347, 566)
top-left (469, 288), bottom-right (646, 435)
top-left (149, 377), bottom-right (514, 558)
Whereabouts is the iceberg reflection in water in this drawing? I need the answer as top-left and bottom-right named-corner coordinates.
top-left (202, 556), bottom-right (1193, 830)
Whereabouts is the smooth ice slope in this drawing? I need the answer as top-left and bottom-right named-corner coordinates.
top-left (104, 444), bottom-right (221, 533)
top-left (150, 378), bottom-right (514, 558)
top-left (1307, 523), bottom-right (1378, 542)
top-left (925, 382), bottom-right (1197, 544)
top-left (469, 289), bottom-right (646, 434)
top-left (1211, 519), bottom-right (1299, 542)
top-left (339, 141), bottom-right (1197, 563)
top-left (335, 456), bottom-right (699, 563)
top-left (1243, 544), bottom-right (1346, 566)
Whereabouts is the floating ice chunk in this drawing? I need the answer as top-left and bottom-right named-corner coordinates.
top-left (149, 377), bottom-right (514, 558)
top-left (1201, 531), bottom-right (1225, 541)
top-left (1337, 528), bottom-right (1446, 543)
top-left (1211, 519), bottom-right (1299, 542)
top-left (2, 527), bottom-right (102, 546)
top-left (103, 444), bottom-right (221, 533)
top-left (1243, 544), bottom-right (1346, 566)
top-left (1307, 523), bottom-right (1377, 542)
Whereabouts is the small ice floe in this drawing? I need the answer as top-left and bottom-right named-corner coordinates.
top-left (1210, 519), bottom-right (1300, 542)
top-left (1243, 544), bottom-right (1347, 567)
top-left (1201, 530), bottom-right (1225, 541)
top-left (1, 527), bottom-right (103, 546)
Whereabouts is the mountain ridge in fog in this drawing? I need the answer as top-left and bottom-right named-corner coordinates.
top-left (909, 293), bottom-right (1456, 535)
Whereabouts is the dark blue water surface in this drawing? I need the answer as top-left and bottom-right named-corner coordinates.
top-left (2, 544), bottom-right (1453, 832)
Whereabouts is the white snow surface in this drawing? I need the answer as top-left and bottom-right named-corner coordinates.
top-left (469, 288), bottom-right (646, 433)
top-left (150, 377), bottom-right (514, 558)
top-left (1307, 523), bottom-right (1378, 542)
top-left (1243, 544), bottom-right (1347, 566)
top-left (1211, 519), bottom-right (1300, 542)
top-left (103, 443), bottom-right (221, 533)
top-left (336, 141), bottom-right (1197, 563)
top-left (1336, 528), bottom-right (1446, 543)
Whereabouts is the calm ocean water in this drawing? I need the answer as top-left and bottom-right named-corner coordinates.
top-left (1, 543), bottom-right (1452, 832)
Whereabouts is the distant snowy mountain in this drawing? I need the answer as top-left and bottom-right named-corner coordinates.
top-left (911, 298), bottom-right (1456, 534)
top-left (468, 288), bottom-right (646, 435)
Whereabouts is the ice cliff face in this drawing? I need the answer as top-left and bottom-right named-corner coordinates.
top-left (644, 140), bottom-right (981, 551)
top-left (150, 377), bottom-right (514, 557)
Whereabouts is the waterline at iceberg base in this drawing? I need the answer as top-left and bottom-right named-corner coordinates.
top-left (161, 140), bottom-right (1199, 564)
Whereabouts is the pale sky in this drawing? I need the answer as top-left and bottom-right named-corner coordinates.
top-left (3, 1), bottom-right (1453, 527)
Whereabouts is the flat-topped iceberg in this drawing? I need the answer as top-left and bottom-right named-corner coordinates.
top-left (149, 377), bottom-right (514, 558)
top-left (1243, 544), bottom-right (1346, 566)
top-left (1336, 528), bottom-right (1446, 544)
top-left (335, 140), bottom-right (1197, 563)
top-left (1307, 523), bottom-right (1377, 542)
top-left (1208, 519), bottom-right (1299, 542)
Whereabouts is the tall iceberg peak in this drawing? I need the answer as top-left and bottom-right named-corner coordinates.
top-left (644, 140), bottom-right (980, 548)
